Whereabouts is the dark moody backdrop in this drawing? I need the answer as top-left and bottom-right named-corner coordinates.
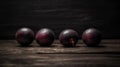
top-left (0, 0), bottom-right (119, 39)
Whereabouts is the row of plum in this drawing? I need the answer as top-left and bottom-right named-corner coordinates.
top-left (16, 27), bottom-right (102, 47)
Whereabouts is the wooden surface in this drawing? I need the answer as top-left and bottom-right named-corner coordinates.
top-left (0, 40), bottom-right (120, 67)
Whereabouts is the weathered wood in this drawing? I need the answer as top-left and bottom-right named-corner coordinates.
top-left (0, 54), bottom-right (120, 67)
top-left (0, 40), bottom-right (120, 67)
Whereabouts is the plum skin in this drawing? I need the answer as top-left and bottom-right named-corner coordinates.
top-left (82, 28), bottom-right (102, 47)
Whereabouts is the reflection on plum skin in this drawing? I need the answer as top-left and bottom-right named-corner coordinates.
top-left (35, 28), bottom-right (55, 47)
top-left (82, 28), bottom-right (102, 47)
top-left (15, 28), bottom-right (34, 47)
top-left (59, 29), bottom-right (79, 47)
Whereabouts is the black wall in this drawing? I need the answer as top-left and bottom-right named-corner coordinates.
top-left (0, 0), bottom-right (120, 39)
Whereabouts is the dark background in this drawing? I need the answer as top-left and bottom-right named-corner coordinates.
top-left (0, 0), bottom-right (119, 39)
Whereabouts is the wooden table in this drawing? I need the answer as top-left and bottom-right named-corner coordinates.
top-left (0, 40), bottom-right (120, 67)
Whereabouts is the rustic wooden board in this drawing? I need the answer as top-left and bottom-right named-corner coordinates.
top-left (0, 40), bottom-right (120, 67)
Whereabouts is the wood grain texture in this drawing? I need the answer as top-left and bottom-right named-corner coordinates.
top-left (0, 0), bottom-right (120, 39)
top-left (0, 40), bottom-right (120, 67)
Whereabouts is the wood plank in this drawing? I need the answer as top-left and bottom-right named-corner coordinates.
top-left (0, 54), bottom-right (120, 67)
top-left (0, 40), bottom-right (120, 67)
top-left (0, 40), bottom-right (120, 54)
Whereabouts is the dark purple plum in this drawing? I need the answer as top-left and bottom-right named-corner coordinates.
top-left (35, 28), bottom-right (55, 46)
top-left (59, 29), bottom-right (79, 47)
top-left (82, 28), bottom-right (102, 47)
top-left (15, 27), bottom-right (34, 46)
